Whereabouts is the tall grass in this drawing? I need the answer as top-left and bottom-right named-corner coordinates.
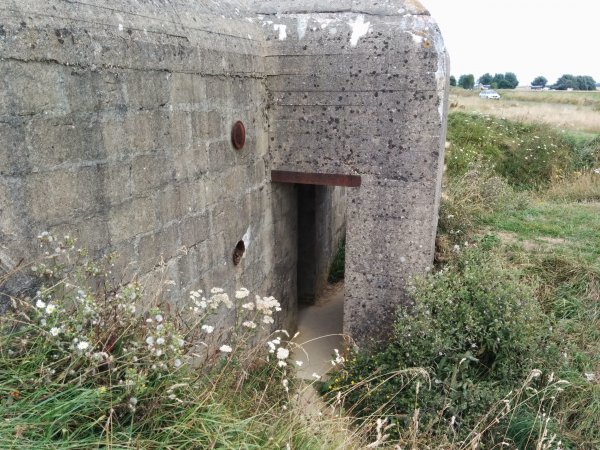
top-left (325, 111), bottom-right (600, 448)
top-left (0, 234), bottom-right (360, 449)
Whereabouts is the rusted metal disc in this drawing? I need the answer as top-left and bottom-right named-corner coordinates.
top-left (231, 120), bottom-right (246, 150)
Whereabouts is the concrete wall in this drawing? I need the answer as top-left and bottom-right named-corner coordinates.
top-left (0, 0), bottom-right (297, 331)
top-left (259, 0), bottom-right (449, 345)
top-left (0, 0), bottom-right (448, 345)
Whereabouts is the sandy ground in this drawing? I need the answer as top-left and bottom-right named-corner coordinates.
top-left (291, 282), bottom-right (346, 380)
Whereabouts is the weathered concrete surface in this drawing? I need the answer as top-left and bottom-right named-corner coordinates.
top-left (261, 0), bottom-right (449, 344)
top-left (0, 0), bottom-right (298, 332)
top-left (0, 0), bottom-right (448, 346)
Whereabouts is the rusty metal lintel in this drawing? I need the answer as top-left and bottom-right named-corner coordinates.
top-left (271, 170), bottom-right (361, 187)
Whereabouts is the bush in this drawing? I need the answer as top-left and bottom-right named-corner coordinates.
top-left (327, 247), bottom-right (547, 441)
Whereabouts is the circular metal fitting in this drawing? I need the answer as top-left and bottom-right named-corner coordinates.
top-left (231, 120), bottom-right (246, 150)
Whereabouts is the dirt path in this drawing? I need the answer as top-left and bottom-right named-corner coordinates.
top-left (291, 282), bottom-right (345, 380)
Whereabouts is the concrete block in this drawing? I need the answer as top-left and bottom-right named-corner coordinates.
top-left (108, 197), bottom-right (157, 244)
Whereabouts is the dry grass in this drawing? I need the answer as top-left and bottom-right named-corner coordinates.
top-left (449, 89), bottom-right (600, 133)
top-left (544, 171), bottom-right (600, 202)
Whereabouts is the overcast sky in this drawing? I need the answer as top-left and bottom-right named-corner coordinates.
top-left (420, 0), bottom-right (600, 86)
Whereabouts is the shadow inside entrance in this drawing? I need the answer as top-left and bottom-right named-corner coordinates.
top-left (291, 282), bottom-right (345, 380)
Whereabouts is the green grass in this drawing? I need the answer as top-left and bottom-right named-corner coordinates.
top-left (483, 202), bottom-right (600, 259)
top-left (328, 239), bottom-right (345, 283)
top-left (330, 111), bottom-right (600, 448)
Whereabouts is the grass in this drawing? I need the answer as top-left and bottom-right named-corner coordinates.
top-left (328, 239), bottom-right (345, 283)
top-left (449, 87), bottom-right (600, 133)
top-left (327, 107), bottom-right (600, 448)
top-left (0, 243), bottom-right (363, 449)
top-left (483, 202), bottom-right (600, 259)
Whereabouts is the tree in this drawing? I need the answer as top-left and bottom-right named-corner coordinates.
top-left (449, 75), bottom-right (457, 87)
top-left (552, 74), bottom-right (597, 90)
top-left (478, 73), bottom-right (493, 85)
top-left (491, 72), bottom-right (519, 89)
top-left (504, 72), bottom-right (519, 89)
top-left (576, 75), bottom-right (597, 90)
top-left (492, 73), bottom-right (505, 88)
top-left (531, 76), bottom-right (547, 87)
top-left (458, 74), bottom-right (475, 90)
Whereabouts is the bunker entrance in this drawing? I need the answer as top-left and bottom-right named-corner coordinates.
top-left (296, 184), bottom-right (344, 306)
top-left (271, 170), bottom-right (360, 377)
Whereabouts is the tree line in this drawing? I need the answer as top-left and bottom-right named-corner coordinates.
top-left (449, 73), bottom-right (597, 90)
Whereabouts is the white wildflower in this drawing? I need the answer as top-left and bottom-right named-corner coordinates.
top-left (49, 327), bottom-right (61, 337)
top-left (201, 324), bottom-right (214, 334)
top-left (312, 373), bottom-right (321, 380)
top-left (219, 344), bottom-right (233, 353)
top-left (35, 299), bottom-right (46, 309)
top-left (262, 315), bottom-right (274, 324)
top-left (235, 288), bottom-right (250, 299)
top-left (77, 341), bottom-right (90, 351)
top-left (156, 337), bottom-right (165, 345)
top-left (173, 358), bottom-right (182, 368)
top-left (155, 314), bottom-right (163, 323)
top-left (278, 360), bottom-right (287, 367)
top-left (45, 303), bottom-right (56, 314)
top-left (210, 287), bottom-right (224, 294)
top-left (295, 360), bottom-right (303, 367)
top-left (276, 347), bottom-right (289, 360)
top-left (282, 378), bottom-right (289, 392)
top-left (584, 372), bottom-right (596, 382)
top-left (242, 320), bottom-right (257, 329)
top-left (241, 302), bottom-right (255, 310)
top-left (333, 348), bottom-right (345, 365)
top-left (146, 336), bottom-right (154, 346)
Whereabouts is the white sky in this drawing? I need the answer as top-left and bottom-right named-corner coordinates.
top-left (420, 0), bottom-right (600, 86)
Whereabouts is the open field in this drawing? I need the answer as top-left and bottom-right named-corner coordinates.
top-left (450, 87), bottom-right (600, 133)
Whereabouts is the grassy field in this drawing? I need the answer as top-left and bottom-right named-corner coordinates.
top-left (450, 87), bottom-right (600, 133)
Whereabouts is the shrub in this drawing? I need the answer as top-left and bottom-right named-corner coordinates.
top-left (327, 247), bottom-right (547, 441)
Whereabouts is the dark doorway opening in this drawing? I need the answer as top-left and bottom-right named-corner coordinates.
top-left (296, 184), bottom-right (346, 306)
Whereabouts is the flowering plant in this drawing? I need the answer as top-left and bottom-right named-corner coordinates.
top-left (0, 232), bottom-right (297, 447)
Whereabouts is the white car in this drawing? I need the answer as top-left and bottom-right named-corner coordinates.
top-left (479, 89), bottom-right (501, 99)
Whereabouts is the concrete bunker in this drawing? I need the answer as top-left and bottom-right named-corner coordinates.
top-left (0, 0), bottom-right (448, 347)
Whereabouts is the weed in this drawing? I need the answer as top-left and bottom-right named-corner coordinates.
top-left (328, 239), bottom-right (345, 283)
top-left (0, 233), bottom-right (353, 449)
